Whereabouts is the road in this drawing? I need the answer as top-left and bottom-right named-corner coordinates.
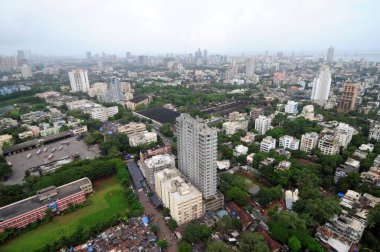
top-left (137, 191), bottom-right (178, 252)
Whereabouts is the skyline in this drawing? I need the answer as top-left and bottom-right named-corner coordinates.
top-left (0, 0), bottom-right (379, 56)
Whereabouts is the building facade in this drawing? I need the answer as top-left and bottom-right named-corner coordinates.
top-left (68, 69), bottom-right (90, 93)
top-left (318, 135), bottom-right (340, 155)
top-left (279, 135), bottom-right (300, 150)
top-left (260, 136), bottom-right (277, 153)
top-left (141, 154), bottom-right (176, 188)
top-left (311, 65), bottom-right (332, 106)
top-left (337, 81), bottom-right (359, 113)
top-left (255, 115), bottom-right (272, 135)
top-left (300, 132), bottom-right (319, 154)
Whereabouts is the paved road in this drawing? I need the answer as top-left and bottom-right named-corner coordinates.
top-left (137, 191), bottom-right (178, 252)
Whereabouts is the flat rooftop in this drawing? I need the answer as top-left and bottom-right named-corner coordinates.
top-left (0, 177), bottom-right (91, 221)
top-left (135, 107), bottom-right (180, 125)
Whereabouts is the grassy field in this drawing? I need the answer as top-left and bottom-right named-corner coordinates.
top-left (0, 176), bottom-right (128, 252)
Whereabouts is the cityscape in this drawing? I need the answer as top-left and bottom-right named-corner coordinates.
top-left (1, 1), bottom-right (380, 252)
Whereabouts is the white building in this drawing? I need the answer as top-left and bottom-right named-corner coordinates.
top-left (234, 145), bottom-right (248, 156)
top-left (154, 168), bottom-right (203, 225)
top-left (255, 115), bottom-right (272, 135)
top-left (369, 122), bottom-right (380, 142)
top-left (335, 123), bottom-right (356, 149)
top-left (20, 64), bottom-right (32, 78)
top-left (129, 131), bottom-right (157, 147)
top-left (222, 121), bottom-right (248, 135)
top-left (279, 135), bottom-right (300, 150)
top-left (118, 122), bottom-right (146, 135)
top-left (300, 105), bottom-right (315, 121)
top-left (284, 100), bottom-right (298, 115)
top-left (141, 154), bottom-right (176, 188)
top-left (90, 106), bottom-right (118, 122)
top-left (311, 65), bottom-right (332, 106)
top-left (260, 136), bottom-right (276, 153)
top-left (68, 69), bottom-right (90, 93)
top-left (300, 132), bottom-right (319, 154)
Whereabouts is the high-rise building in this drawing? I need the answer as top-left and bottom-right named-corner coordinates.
top-left (246, 57), bottom-right (255, 81)
top-left (126, 52), bottom-right (131, 58)
top-left (17, 50), bottom-right (26, 67)
top-left (86, 51), bottom-right (91, 60)
top-left (326, 46), bottom-right (334, 63)
top-left (255, 115), bottom-right (272, 134)
top-left (176, 114), bottom-right (223, 211)
top-left (0, 56), bottom-right (17, 72)
top-left (311, 65), bottom-right (332, 106)
top-left (337, 81), bottom-right (359, 113)
top-left (141, 154), bottom-right (176, 188)
top-left (68, 69), bottom-right (90, 93)
top-left (20, 64), bottom-right (32, 78)
top-left (109, 77), bottom-right (124, 102)
top-left (250, 107), bottom-right (263, 120)
top-left (300, 132), bottom-right (319, 154)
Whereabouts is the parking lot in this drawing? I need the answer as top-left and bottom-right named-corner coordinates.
top-left (4, 137), bottom-right (100, 185)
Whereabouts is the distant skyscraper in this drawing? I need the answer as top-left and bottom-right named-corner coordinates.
top-left (0, 56), bottom-right (17, 72)
top-left (337, 81), bottom-right (359, 113)
top-left (176, 114), bottom-right (217, 200)
top-left (311, 65), bottom-right (332, 106)
top-left (109, 77), bottom-right (124, 102)
top-left (20, 64), bottom-right (32, 78)
top-left (245, 57), bottom-right (255, 81)
top-left (126, 51), bottom-right (131, 58)
top-left (86, 51), bottom-right (91, 60)
top-left (203, 49), bottom-right (208, 59)
top-left (17, 50), bottom-right (26, 67)
top-left (68, 69), bottom-right (90, 93)
top-left (326, 46), bottom-right (334, 63)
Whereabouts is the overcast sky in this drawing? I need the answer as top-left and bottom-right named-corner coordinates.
top-left (0, 0), bottom-right (379, 56)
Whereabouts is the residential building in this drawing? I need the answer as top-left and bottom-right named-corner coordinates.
top-left (369, 122), bottom-right (380, 142)
top-left (279, 135), bottom-right (300, 150)
top-left (88, 82), bottom-right (108, 97)
top-left (0, 178), bottom-right (93, 232)
top-left (222, 121), bottom-right (248, 135)
top-left (140, 154), bottom-right (176, 188)
top-left (311, 65), bottom-right (332, 106)
top-left (337, 81), bottom-right (359, 113)
top-left (68, 69), bottom-right (90, 93)
top-left (176, 114), bottom-right (223, 211)
top-left (234, 145), bottom-right (248, 156)
top-left (255, 115), bottom-right (271, 134)
top-left (140, 145), bottom-right (172, 163)
top-left (300, 105), bottom-right (315, 121)
top-left (300, 132), bottom-right (319, 154)
top-left (245, 57), bottom-right (255, 81)
top-left (250, 107), bottom-right (263, 120)
top-left (335, 123), bottom-right (356, 149)
top-left (117, 122), bottom-right (146, 135)
top-left (240, 132), bottom-right (256, 144)
top-left (18, 131), bottom-right (34, 139)
top-left (0, 118), bottom-right (18, 129)
top-left (90, 106), bottom-right (119, 122)
top-left (318, 135), bottom-right (340, 155)
top-left (326, 46), bottom-right (334, 63)
top-left (125, 95), bottom-right (151, 110)
top-left (285, 189), bottom-right (299, 210)
top-left (20, 64), bottom-right (32, 78)
top-left (154, 169), bottom-right (203, 225)
top-left (260, 136), bottom-right (276, 153)
top-left (360, 166), bottom-right (380, 186)
top-left (284, 100), bottom-right (298, 115)
top-left (334, 158), bottom-right (360, 184)
top-left (129, 131), bottom-right (157, 147)
top-left (71, 125), bottom-right (88, 135)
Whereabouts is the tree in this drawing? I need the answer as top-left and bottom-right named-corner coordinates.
top-left (288, 236), bottom-right (301, 252)
top-left (179, 241), bottom-right (192, 252)
top-left (150, 223), bottom-right (159, 234)
top-left (240, 232), bottom-right (270, 252)
top-left (163, 207), bottom-right (170, 216)
top-left (0, 162), bottom-right (12, 179)
top-left (157, 239), bottom-right (169, 250)
top-left (256, 186), bottom-right (283, 207)
top-left (161, 123), bottom-right (174, 137)
top-left (168, 218), bottom-right (178, 232)
top-left (84, 135), bottom-right (96, 145)
top-left (205, 241), bottom-right (232, 252)
top-left (183, 224), bottom-right (212, 244)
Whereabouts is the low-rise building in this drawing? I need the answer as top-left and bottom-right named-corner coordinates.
top-left (0, 178), bottom-right (93, 232)
top-left (125, 95), bottom-right (152, 111)
top-left (71, 125), bottom-right (88, 135)
top-left (369, 122), bottom-right (380, 142)
top-left (360, 166), bottom-right (380, 187)
top-left (217, 160), bottom-right (230, 171)
top-left (18, 130), bottom-right (34, 139)
top-left (260, 136), bottom-right (276, 153)
top-left (118, 122), bottom-right (146, 135)
top-left (154, 168), bottom-right (203, 225)
top-left (240, 132), bottom-right (256, 144)
top-left (129, 131), bottom-right (157, 147)
top-left (140, 145), bottom-right (172, 163)
top-left (334, 158), bottom-right (360, 184)
top-left (0, 118), bottom-right (18, 129)
top-left (0, 134), bottom-right (13, 150)
top-left (234, 145), bottom-right (248, 156)
top-left (300, 132), bottom-right (319, 154)
top-left (279, 135), bottom-right (299, 150)
top-left (222, 121), bottom-right (248, 135)
top-left (359, 143), bottom-right (374, 152)
top-left (276, 160), bottom-right (291, 171)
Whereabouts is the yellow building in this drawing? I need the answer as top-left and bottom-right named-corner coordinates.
top-left (154, 169), bottom-right (203, 225)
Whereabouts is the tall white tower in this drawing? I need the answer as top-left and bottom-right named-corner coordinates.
top-left (176, 114), bottom-right (217, 200)
top-left (311, 65), bottom-right (332, 106)
top-left (68, 69), bottom-right (90, 93)
top-left (246, 57), bottom-right (255, 81)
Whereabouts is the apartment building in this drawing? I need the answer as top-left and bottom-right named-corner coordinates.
top-left (318, 135), bottom-right (340, 155)
top-left (222, 121), bottom-right (248, 135)
top-left (300, 132), bottom-right (319, 154)
top-left (369, 122), bottom-right (380, 142)
top-left (128, 131), bottom-right (157, 147)
top-left (154, 169), bottom-right (203, 225)
top-left (260, 136), bottom-right (276, 153)
top-left (140, 154), bottom-right (176, 188)
top-left (279, 135), bottom-right (300, 150)
top-left (337, 81), bottom-right (359, 113)
top-left (284, 100), bottom-right (298, 115)
top-left (255, 115), bottom-right (272, 134)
